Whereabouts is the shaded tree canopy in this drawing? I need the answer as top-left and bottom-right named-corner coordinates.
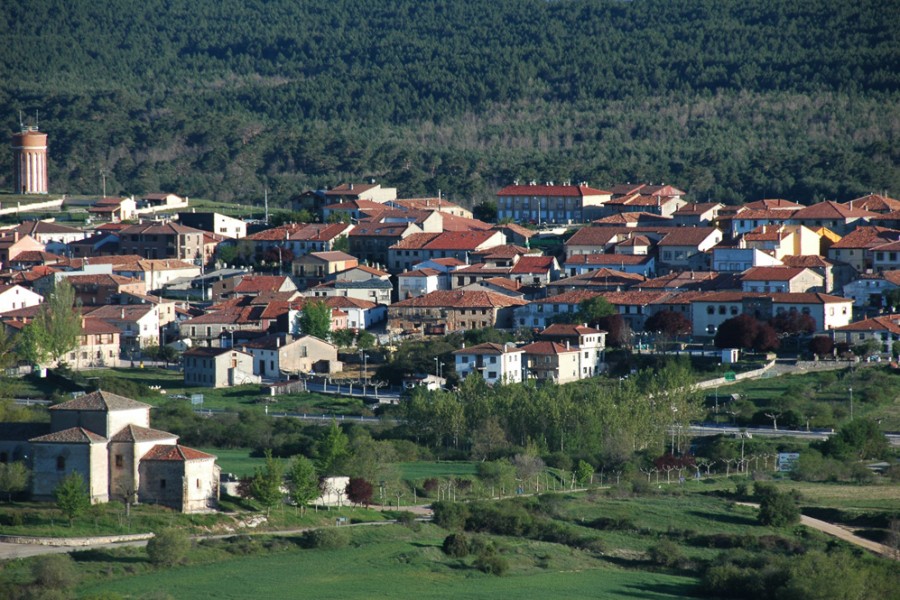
top-left (1, 0), bottom-right (897, 204)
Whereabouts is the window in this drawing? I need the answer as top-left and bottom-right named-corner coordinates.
top-left (196, 478), bottom-right (201, 489)
top-left (56, 456), bottom-right (65, 471)
top-left (706, 306), bottom-right (715, 315)
top-left (461, 356), bottom-right (469, 364)
top-left (489, 356), bottom-right (497, 364)
top-left (115, 455), bottom-right (123, 468)
top-left (160, 479), bottom-right (167, 489)
top-left (718, 306), bottom-right (726, 315)
top-left (488, 371), bottom-right (497, 379)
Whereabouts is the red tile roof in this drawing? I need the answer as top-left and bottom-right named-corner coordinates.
top-left (739, 267), bottom-right (810, 281)
top-left (30, 427), bottom-right (107, 444)
top-left (497, 183), bottom-right (611, 197)
top-left (657, 228), bottom-right (720, 246)
top-left (141, 444), bottom-right (217, 461)
top-left (453, 342), bottom-right (522, 355)
top-left (842, 194), bottom-right (900, 213)
top-left (520, 341), bottom-right (579, 355)
top-left (691, 291), bottom-right (851, 304)
top-left (791, 201), bottom-right (878, 220)
top-left (743, 199), bottom-right (804, 210)
top-left (564, 254), bottom-right (652, 266)
top-left (391, 230), bottom-right (499, 251)
top-left (828, 226), bottom-right (900, 250)
top-left (510, 256), bottom-right (556, 274)
top-left (233, 275), bottom-right (292, 294)
top-left (392, 290), bottom-right (527, 309)
top-left (780, 255), bottom-right (834, 268)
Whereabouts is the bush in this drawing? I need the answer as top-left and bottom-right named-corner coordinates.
top-left (474, 553), bottom-right (509, 576)
top-left (442, 533), bottom-right (470, 558)
top-left (647, 538), bottom-right (686, 568)
top-left (300, 527), bottom-right (350, 550)
top-left (758, 490), bottom-right (800, 528)
top-left (432, 500), bottom-right (470, 530)
top-left (147, 528), bottom-right (191, 566)
top-left (31, 554), bottom-right (79, 590)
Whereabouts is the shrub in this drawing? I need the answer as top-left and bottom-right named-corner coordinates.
top-left (301, 527), bottom-right (350, 550)
top-left (432, 500), bottom-right (470, 530)
top-left (394, 511), bottom-right (417, 526)
top-left (147, 528), bottom-right (191, 566)
top-left (474, 553), bottom-right (509, 576)
top-left (442, 533), bottom-right (470, 558)
top-left (647, 538), bottom-right (686, 568)
top-left (758, 490), bottom-right (800, 528)
top-left (31, 554), bottom-right (79, 590)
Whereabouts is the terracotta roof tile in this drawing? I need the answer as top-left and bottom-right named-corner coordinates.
top-left (50, 390), bottom-right (150, 412)
top-left (791, 201), bottom-right (878, 220)
top-left (30, 427), bottom-right (107, 444)
top-left (110, 425), bottom-right (177, 443)
top-left (392, 290), bottom-right (527, 309)
top-left (497, 184), bottom-right (611, 197)
top-left (141, 444), bottom-right (217, 461)
top-left (520, 341), bottom-right (579, 355)
top-left (740, 267), bottom-right (810, 281)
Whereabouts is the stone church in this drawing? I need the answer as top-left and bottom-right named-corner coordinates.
top-left (0, 390), bottom-right (219, 513)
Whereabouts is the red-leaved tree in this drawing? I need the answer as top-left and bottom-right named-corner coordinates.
top-left (345, 478), bottom-right (374, 508)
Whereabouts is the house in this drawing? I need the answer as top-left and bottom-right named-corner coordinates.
top-left (780, 255), bottom-right (842, 294)
top-left (496, 182), bottom-right (612, 224)
top-left (842, 271), bottom-right (900, 309)
top-left (690, 292), bottom-right (853, 337)
top-left (180, 305), bottom-right (269, 347)
top-left (870, 240), bottom-right (900, 272)
top-left (328, 264), bottom-right (392, 283)
top-left (547, 269), bottom-right (646, 296)
top-left (292, 251), bottom-right (358, 287)
top-left (319, 297), bottom-right (386, 330)
top-left (592, 212), bottom-right (673, 228)
top-left (671, 203), bottom-right (723, 227)
top-left (742, 198), bottom-right (804, 211)
top-left (787, 201), bottom-right (878, 235)
top-left (739, 267), bottom-right (825, 294)
top-left (599, 189), bottom-right (687, 218)
top-left (321, 199), bottom-right (391, 222)
top-left (491, 223), bottom-right (536, 247)
top-left (595, 290), bottom-right (675, 331)
top-left (0, 232), bottom-right (45, 267)
top-left (453, 342), bottom-right (524, 385)
top-left (514, 290), bottom-right (599, 329)
top-left (564, 226), bottom-right (626, 257)
top-left (323, 182), bottom-right (397, 204)
top-left (520, 341), bottom-right (582, 384)
top-left (826, 226), bottom-right (900, 272)
top-left (84, 304), bottom-right (161, 356)
top-left (387, 290), bottom-right (527, 334)
top-left (833, 315), bottom-right (900, 353)
top-left (60, 272), bottom-right (147, 306)
top-left (183, 347), bottom-right (260, 387)
top-left (614, 234), bottom-right (653, 255)
top-left (740, 224), bottom-right (821, 259)
top-left (14, 390), bottom-right (219, 512)
top-left (0, 284), bottom-right (43, 313)
top-left (88, 196), bottom-right (137, 222)
top-left (177, 212), bottom-right (247, 239)
top-left (136, 193), bottom-right (189, 214)
top-left (68, 231), bottom-right (121, 258)
top-left (111, 259), bottom-right (201, 292)
top-left (538, 323), bottom-right (606, 378)
top-left (349, 222), bottom-right (422, 267)
top-left (726, 208), bottom-right (801, 237)
top-left (304, 278), bottom-right (393, 305)
top-left (638, 271), bottom-right (740, 292)
top-left (656, 228), bottom-right (723, 273)
top-left (8, 250), bottom-right (63, 271)
top-left (117, 221), bottom-right (206, 262)
top-left (841, 193), bottom-right (900, 214)
top-left (242, 333), bottom-right (340, 377)
top-left (390, 197), bottom-right (473, 219)
top-left (398, 268), bottom-right (444, 300)
top-left (286, 223), bottom-right (354, 257)
top-left (449, 255), bottom-right (559, 289)
top-left (458, 277), bottom-right (526, 299)
top-left (711, 247), bottom-right (783, 273)
top-left (11, 220), bottom-right (87, 253)
top-left (388, 230), bottom-right (506, 273)
top-left (285, 298), bottom-right (348, 335)
top-left (229, 275), bottom-right (298, 298)
top-left (562, 253), bottom-right (655, 277)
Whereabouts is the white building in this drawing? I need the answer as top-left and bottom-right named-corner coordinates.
top-left (453, 342), bottom-right (524, 385)
top-left (690, 292), bottom-right (853, 337)
top-left (0, 284), bottom-right (43, 313)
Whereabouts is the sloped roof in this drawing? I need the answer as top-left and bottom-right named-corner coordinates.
top-left (30, 427), bottom-right (107, 444)
top-left (392, 290), bottom-right (527, 308)
top-left (50, 390), bottom-right (151, 412)
top-left (791, 201), bottom-right (878, 220)
top-left (829, 226), bottom-right (900, 250)
top-left (539, 323), bottom-right (605, 337)
top-left (740, 267), bottom-right (811, 281)
top-left (497, 183), bottom-right (611, 197)
top-left (834, 315), bottom-right (900, 334)
top-left (743, 198), bottom-right (804, 210)
top-left (141, 444), bottom-right (217, 461)
top-left (843, 194), bottom-right (900, 213)
top-left (453, 342), bottom-right (522, 355)
top-left (520, 341), bottom-right (579, 355)
top-left (110, 424), bottom-right (178, 443)
top-left (564, 254), bottom-right (652, 266)
top-left (657, 228), bottom-right (720, 246)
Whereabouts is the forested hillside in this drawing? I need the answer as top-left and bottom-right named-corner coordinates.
top-left (2, 0), bottom-right (898, 205)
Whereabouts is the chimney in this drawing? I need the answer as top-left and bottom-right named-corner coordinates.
top-left (276, 336), bottom-right (281, 348)
top-left (461, 342), bottom-right (466, 349)
top-left (121, 308), bottom-right (125, 319)
top-left (349, 183), bottom-right (354, 190)
top-left (566, 340), bottom-right (570, 350)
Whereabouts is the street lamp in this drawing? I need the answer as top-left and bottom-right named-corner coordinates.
top-left (848, 386), bottom-right (854, 421)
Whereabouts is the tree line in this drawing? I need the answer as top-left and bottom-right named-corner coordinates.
top-left (0, 0), bottom-right (897, 204)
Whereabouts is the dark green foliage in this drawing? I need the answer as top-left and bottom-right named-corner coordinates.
top-left (300, 527), bottom-right (350, 550)
top-left (647, 538), bottom-right (686, 568)
top-left (757, 489), bottom-right (800, 528)
top-left (818, 419), bottom-right (890, 460)
top-left (146, 528), bottom-right (191, 567)
top-left (31, 554), bottom-right (79, 590)
top-left (473, 553), bottom-right (509, 576)
top-left (54, 472), bottom-right (90, 525)
top-left (442, 533), bottom-right (470, 558)
top-left (2, 1), bottom-right (897, 203)
top-left (432, 501), bottom-right (470, 531)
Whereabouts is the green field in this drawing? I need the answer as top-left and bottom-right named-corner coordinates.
top-left (397, 461), bottom-right (479, 482)
top-left (75, 524), bottom-right (696, 600)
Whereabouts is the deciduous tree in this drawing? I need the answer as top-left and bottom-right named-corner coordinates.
top-left (0, 461), bottom-right (29, 502)
top-left (55, 472), bottom-right (90, 525)
top-left (286, 455), bottom-right (319, 515)
top-left (249, 449), bottom-right (284, 516)
top-left (297, 300), bottom-right (332, 340)
top-left (345, 477), bottom-right (374, 507)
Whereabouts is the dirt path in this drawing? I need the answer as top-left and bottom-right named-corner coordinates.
top-left (736, 502), bottom-right (897, 559)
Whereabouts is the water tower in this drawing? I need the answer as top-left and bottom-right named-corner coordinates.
top-left (11, 122), bottom-right (48, 194)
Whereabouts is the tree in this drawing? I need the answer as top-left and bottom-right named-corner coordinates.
top-left (757, 488), bottom-right (800, 527)
top-left (770, 311), bottom-right (816, 335)
top-left (576, 296), bottom-right (616, 326)
top-left (820, 419), bottom-right (889, 460)
top-left (644, 310), bottom-right (691, 337)
top-left (146, 528), bottom-right (190, 566)
top-left (0, 461), bottom-right (29, 502)
top-left (470, 416), bottom-right (509, 460)
top-left (55, 472), bottom-right (90, 525)
top-left (286, 456), bottom-right (319, 515)
top-left (332, 235), bottom-right (351, 253)
top-left (809, 335), bottom-right (834, 357)
top-left (30, 278), bottom-right (82, 367)
top-left (714, 314), bottom-right (778, 351)
top-left (330, 328), bottom-right (356, 349)
top-left (297, 301), bottom-right (332, 340)
top-left (597, 314), bottom-right (630, 347)
top-left (356, 330), bottom-right (375, 351)
top-left (249, 449), bottom-right (284, 517)
top-left (473, 201), bottom-right (498, 222)
top-left (316, 420), bottom-right (350, 475)
top-left (753, 322), bottom-right (780, 352)
top-left (575, 460), bottom-right (595, 486)
top-left (345, 477), bottom-right (374, 507)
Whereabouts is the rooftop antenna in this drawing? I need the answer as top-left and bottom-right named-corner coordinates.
top-left (18, 110), bottom-right (24, 130)
top-left (99, 167), bottom-right (107, 198)
top-left (264, 182), bottom-right (269, 225)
